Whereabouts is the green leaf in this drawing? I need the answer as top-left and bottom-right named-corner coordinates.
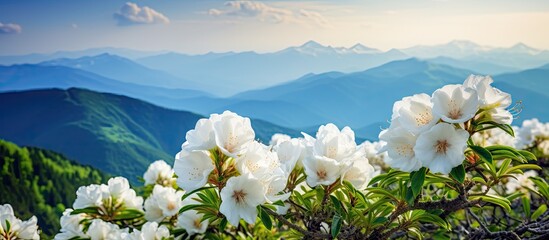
top-left (411, 167), bottom-right (427, 198)
top-left (405, 187), bottom-right (415, 206)
top-left (218, 217), bottom-right (228, 231)
top-left (477, 121), bottom-right (515, 137)
top-left (470, 145), bottom-right (493, 164)
top-left (518, 150), bottom-right (537, 161)
top-left (178, 204), bottom-right (203, 214)
top-left (486, 145), bottom-right (526, 162)
top-left (181, 186), bottom-right (216, 201)
top-left (532, 204), bottom-right (547, 220)
top-left (366, 187), bottom-right (399, 202)
top-left (331, 214), bottom-right (342, 238)
top-left (113, 209), bottom-right (144, 220)
top-left (71, 207), bottom-right (100, 215)
top-left (417, 212), bottom-right (451, 230)
top-left (330, 195), bottom-right (343, 213)
top-left (259, 207), bottom-right (272, 230)
top-left (450, 164), bottom-right (465, 183)
top-left (373, 216), bottom-right (387, 225)
top-left (471, 194), bottom-right (511, 212)
top-left (522, 197), bottom-right (531, 219)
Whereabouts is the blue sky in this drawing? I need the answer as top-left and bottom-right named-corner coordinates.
top-left (1, 0), bottom-right (548, 55)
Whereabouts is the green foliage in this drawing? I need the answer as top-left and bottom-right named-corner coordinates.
top-left (0, 140), bottom-right (109, 238)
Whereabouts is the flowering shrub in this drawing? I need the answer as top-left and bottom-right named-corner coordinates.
top-left (2, 75), bottom-right (548, 239)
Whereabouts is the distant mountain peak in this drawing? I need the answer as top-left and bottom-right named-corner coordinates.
top-left (300, 40), bottom-right (325, 48)
top-left (349, 43), bottom-right (381, 54)
top-left (509, 42), bottom-right (540, 54)
top-left (447, 40), bottom-right (480, 48)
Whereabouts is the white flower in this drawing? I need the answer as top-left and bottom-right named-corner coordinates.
top-left (342, 150), bottom-right (376, 189)
top-left (269, 133), bottom-right (291, 148)
top-left (107, 177), bottom-right (131, 199)
top-left (176, 194), bottom-right (209, 235)
top-left (87, 219), bottom-right (126, 240)
top-left (505, 170), bottom-right (538, 197)
top-left (178, 210), bottom-right (209, 235)
top-left (0, 204), bottom-right (39, 240)
top-left (173, 149), bottom-right (215, 192)
top-left (378, 125), bottom-right (422, 172)
top-left (16, 216), bottom-right (40, 240)
top-left (212, 111), bottom-right (255, 158)
top-left (359, 140), bottom-right (388, 171)
top-left (463, 75), bottom-right (511, 109)
top-left (106, 177), bottom-right (143, 210)
top-left (463, 76), bottom-right (514, 125)
top-left (432, 84), bottom-right (479, 123)
top-left (275, 138), bottom-right (305, 173)
top-left (485, 107), bottom-right (513, 125)
top-left (73, 184), bottom-right (107, 209)
top-left (121, 189), bottom-right (144, 210)
top-left (275, 203), bottom-right (291, 215)
top-left (395, 93), bottom-right (440, 134)
top-left (125, 222), bottom-right (170, 240)
top-left (390, 95), bottom-right (412, 120)
top-left (517, 118), bottom-right (549, 148)
top-left (472, 128), bottom-right (517, 147)
top-left (414, 123), bottom-right (469, 174)
top-left (183, 118), bottom-right (216, 151)
top-left (303, 156), bottom-right (342, 187)
top-left (263, 175), bottom-right (291, 203)
top-left (314, 124), bottom-right (357, 161)
top-left (235, 141), bottom-right (290, 202)
top-left (219, 174), bottom-right (266, 226)
top-left (540, 140), bottom-right (549, 156)
top-left (302, 124), bottom-right (357, 186)
top-left (236, 141), bottom-right (284, 180)
top-left (55, 209), bottom-right (88, 240)
top-left (144, 185), bottom-right (185, 222)
top-left (143, 160), bottom-right (175, 186)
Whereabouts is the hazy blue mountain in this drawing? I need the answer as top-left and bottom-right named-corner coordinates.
top-left (426, 56), bottom-right (519, 75)
top-left (137, 41), bottom-right (409, 96)
top-left (40, 53), bottom-right (204, 90)
top-left (229, 58), bottom-right (549, 139)
top-left (493, 67), bottom-right (549, 98)
top-left (402, 40), bottom-right (549, 69)
top-left (0, 47), bottom-right (167, 65)
top-left (400, 40), bottom-right (490, 59)
top-left (231, 59), bottom-right (471, 130)
top-left (0, 64), bottom-right (213, 108)
top-left (0, 88), bottom-right (300, 181)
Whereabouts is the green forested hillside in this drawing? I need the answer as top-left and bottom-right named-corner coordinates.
top-left (0, 140), bottom-right (109, 237)
top-left (0, 88), bottom-right (301, 181)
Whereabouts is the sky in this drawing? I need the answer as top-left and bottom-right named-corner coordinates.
top-left (1, 0), bottom-right (549, 55)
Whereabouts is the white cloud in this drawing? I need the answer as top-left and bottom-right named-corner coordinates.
top-left (0, 22), bottom-right (22, 34)
top-left (209, 1), bottom-right (328, 26)
top-left (114, 2), bottom-right (170, 26)
top-left (299, 9), bottom-right (328, 27)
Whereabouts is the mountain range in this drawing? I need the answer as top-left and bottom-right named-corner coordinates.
top-left (127, 58), bottom-right (548, 139)
top-left (0, 88), bottom-right (300, 180)
top-left (0, 63), bottom-right (213, 108)
top-left (2, 40), bottom-right (547, 96)
top-left (0, 47), bottom-right (167, 65)
top-left (1, 56), bottom-right (548, 140)
top-left (132, 40), bottom-right (549, 95)
top-left (40, 53), bottom-right (205, 90)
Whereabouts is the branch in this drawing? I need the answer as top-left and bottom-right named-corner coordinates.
top-left (262, 207), bottom-right (332, 239)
